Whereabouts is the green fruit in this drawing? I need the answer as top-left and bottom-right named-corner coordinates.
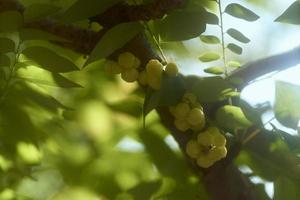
top-left (118, 52), bottom-right (136, 68)
top-left (174, 103), bottom-right (190, 119)
top-left (174, 119), bottom-right (190, 132)
top-left (105, 60), bottom-right (122, 74)
top-left (208, 146), bottom-right (227, 161)
top-left (165, 62), bottom-right (178, 76)
top-left (121, 68), bottom-right (139, 82)
top-left (196, 156), bottom-right (214, 168)
top-left (146, 59), bottom-right (163, 74)
top-left (133, 57), bottom-right (141, 68)
top-left (197, 131), bottom-right (214, 146)
top-left (186, 140), bottom-right (201, 158)
top-left (186, 108), bottom-right (205, 126)
top-left (182, 93), bottom-right (197, 104)
top-left (147, 73), bottom-right (161, 90)
top-left (191, 122), bottom-right (205, 132)
top-left (138, 70), bottom-right (148, 85)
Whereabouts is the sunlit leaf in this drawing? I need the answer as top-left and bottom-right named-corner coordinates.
top-left (200, 35), bottom-right (220, 44)
top-left (85, 22), bottom-right (143, 66)
top-left (225, 3), bottom-right (259, 21)
top-left (275, 1), bottom-right (300, 25)
top-left (274, 81), bottom-right (300, 129)
top-left (204, 66), bottom-right (224, 75)
top-left (22, 46), bottom-right (79, 73)
top-left (16, 65), bottom-right (82, 88)
top-left (227, 28), bottom-right (250, 43)
top-left (199, 52), bottom-right (220, 62)
top-left (61, 0), bottom-right (122, 23)
top-left (158, 10), bottom-right (206, 41)
top-left (24, 3), bottom-right (61, 22)
top-left (228, 60), bottom-right (241, 68)
top-left (0, 38), bottom-right (15, 53)
top-left (0, 11), bottom-right (23, 32)
top-left (20, 28), bottom-right (68, 42)
top-left (106, 99), bottom-right (142, 117)
top-left (227, 43), bottom-right (243, 55)
top-left (216, 105), bottom-right (252, 132)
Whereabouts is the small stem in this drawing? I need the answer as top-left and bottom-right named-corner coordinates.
top-left (144, 23), bottom-right (168, 63)
top-left (217, 0), bottom-right (228, 76)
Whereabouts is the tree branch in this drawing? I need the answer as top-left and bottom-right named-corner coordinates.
top-left (229, 45), bottom-right (300, 89)
top-left (90, 0), bottom-right (187, 28)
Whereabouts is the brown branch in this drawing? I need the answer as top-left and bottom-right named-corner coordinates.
top-left (229, 45), bottom-right (300, 89)
top-left (90, 0), bottom-right (187, 28)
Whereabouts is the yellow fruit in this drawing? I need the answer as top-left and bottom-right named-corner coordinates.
top-left (105, 60), bottom-right (122, 74)
top-left (174, 119), bottom-right (190, 132)
top-left (146, 59), bottom-right (163, 74)
top-left (196, 156), bottom-right (214, 168)
top-left (212, 132), bottom-right (226, 147)
top-left (118, 52), bottom-right (136, 68)
top-left (197, 131), bottom-right (214, 146)
top-left (182, 93), bottom-right (197, 104)
top-left (208, 146), bottom-right (227, 161)
top-left (174, 103), bottom-right (190, 119)
top-left (191, 122), bottom-right (205, 132)
top-left (186, 140), bottom-right (201, 158)
top-left (147, 73), bottom-right (161, 90)
top-left (165, 62), bottom-right (179, 76)
top-left (186, 108), bottom-right (205, 126)
top-left (133, 57), bottom-right (141, 68)
top-left (121, 68), bottom-right (139, 82)
top-left (138, 70), bottom-right (148, 85)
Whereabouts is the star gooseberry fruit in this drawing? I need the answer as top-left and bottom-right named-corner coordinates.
top-left (105, 60), bottom-right (122, 75)
top-left (118, 52), bottom-right (136, 68)
top-left (121, 68), bottom-right (139, 82)
top-left (185, 127), bottom-right (227, 168)
top-left (186, 108), bottom-right (205, 126)
top-left (165, 62), bottom-right (179, 76)
top-left (146, 59), bottom-right (163, 90)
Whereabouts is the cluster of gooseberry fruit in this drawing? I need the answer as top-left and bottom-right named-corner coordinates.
top-left (186, 127), bottom-right (227, 168)
top-left (169, 93), bottom-right (205, 132)
top-left (105, 52), bottom-right (179, 90)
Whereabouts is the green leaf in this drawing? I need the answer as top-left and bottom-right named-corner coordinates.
top-left (158, 10), bottom-right (206, 41)
top-left (15, 65), bottom-right (82, 88)
top-left (227, 43), bottom-right (243, 55)
top-left (274, 81), bottom-right (300, 129)
top-left (200, 35), bottom-right (220, 44)
top-left (106, 99), bottom-right (142, 118)
top-left (85, 22), bottom-right (143, 66)
top-left (228, 60), bottom-right (241, 68)
top-left (20, 28), bottom-right (68, 42)
top-left (140, 129), bottom-right (187, 181)
top-left (204, 66), bottom-right (224, 75)
top-left (216, 105), bottom-right (252, 132)
top-left (225, 3), bottom-right (259, 21)
top-left (0, 54), bottom-right (11, 67)
top-left (61, 0), bottom-right (122, 23)
top-left (189, 76), bottom-right (234, 102)
top-left (205, 12), bottom-right (219, 25)
top-left (199, 52), bottom-right (220, 62)
top-left (227, 28), bottom-right (250, 43)
top-left (127, 181), bottom-right (161, 200)
top-left (275, 1), bottom-right (300, 25)
top-left (22, 46), bottom-right (79, 73)
top-left (0, 11), bottom-right (23, 32)
top-left (24, 3), bottom-right (61, 22)
top-left (143, 75), bottom-right (185, 116)
top-left (0, 38), bottom-right (15, 53)
top-left (274, 176), bottom-right (298, 200)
